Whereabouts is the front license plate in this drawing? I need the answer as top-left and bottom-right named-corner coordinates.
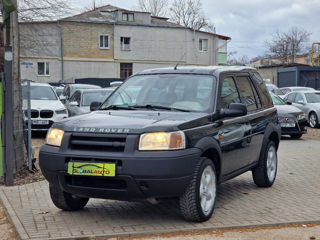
top-left (67, 162), bottom-right (116, 177)
top-left (280, 123), bottom-right (295, 128)
top-left (32, 120), bottom-right (49, 125)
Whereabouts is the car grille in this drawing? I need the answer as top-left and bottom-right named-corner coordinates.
top-left (70, 133), bottom-right (127, 152)
top-left (24, 110), bottom-right (39, 118)
top-left (40, 110), bottom-right (54, 118)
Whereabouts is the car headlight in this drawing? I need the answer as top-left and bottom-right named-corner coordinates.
top-left (46, 128), bottom-right (64, 147)
top-left (55, 109), bottom-right (68, 115)
top-left (139, 131), bottom-right (186, 150)
top-left (297, 113), bottom-right (306, 120)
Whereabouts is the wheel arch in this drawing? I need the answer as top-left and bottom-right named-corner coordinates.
top-left (194, 137), bottom-right (222, 182)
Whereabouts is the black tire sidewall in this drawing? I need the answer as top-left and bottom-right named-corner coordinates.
top-left (195, 158), bottom-right (217, 220)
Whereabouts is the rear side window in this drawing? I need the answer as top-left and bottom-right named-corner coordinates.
top-left (220, 77), bottom-right (241, 109)
top-left (236, 76), bottom-right (259, 112)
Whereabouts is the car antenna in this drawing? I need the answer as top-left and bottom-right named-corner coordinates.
top-left (174, 52), bottom-right (186, 70)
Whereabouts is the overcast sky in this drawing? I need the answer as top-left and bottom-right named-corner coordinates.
top-left (67, 0), bottom-right (320, 59)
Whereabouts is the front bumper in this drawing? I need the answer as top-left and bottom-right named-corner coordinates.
top-left (280, 119), bottom-right (308, 135)
top-left (24, 114), bottom-right (68, 131)
top-left (39, 133), bottom-right (201, 200)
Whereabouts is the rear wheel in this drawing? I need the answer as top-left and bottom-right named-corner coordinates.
top-left (290, 133), bottom-right (302, 139)
top-left (179, 157), bottom-right (217, 222)
top-left (49, 185), bottom-right (89, 211)
top-left (309, 112), bottom-right (319, 128)
top-left (252, 141), bottom-right (277, 187)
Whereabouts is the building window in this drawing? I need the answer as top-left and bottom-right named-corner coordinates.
top-left (38, 62), bottom-right (49, 76)
top-left (199, 39), bottom-right (208, 52)
top-left (99, 35), bottom-right (110, 49)
top-left (120, 63), bottom-right (133, 79)
top-left (120, 37), bottom-right (131, 51)
top-left (122, 12), bottom-right (134, 22)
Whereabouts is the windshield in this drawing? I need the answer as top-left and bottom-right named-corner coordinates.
top-left (271, 94), bottom-right (285, 105)
top-left (305, 93), bottom-right (320, 103)
top-left (272, 88), bottom-right (285, 95)
top-left (101, 74), bottom-right (215, 112)
top-left (82, 90), bottom-right (113, 106)
top-left (70, 85), bottom-right (100, 96)
top-left (22, 86), bottom-right (57, 100)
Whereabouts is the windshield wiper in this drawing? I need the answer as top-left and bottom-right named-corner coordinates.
top-left (130, 104), bottom-right (190, 112)
top-left (100, 105), bottom-right (136, 110)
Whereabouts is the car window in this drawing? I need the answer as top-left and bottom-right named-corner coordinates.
top-left (220, 77), bottom-right (241, 109)
top-left (82, 90), bottom-right (113, 106)
top-left (22, 86), bottom-right (57, 100)
top-left (305, 93), bottom-right (320, 103)
top-left (294, 93), bottom-right (304, 103)
top-left (102, 74), bottom-right (216, 112)
top-left (235, 76), bottom-right (259, 112)
top-left (286, 92), bottom-right (296, 102)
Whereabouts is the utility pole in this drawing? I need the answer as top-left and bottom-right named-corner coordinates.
top-left (2, 0), bottom-right (24, 185)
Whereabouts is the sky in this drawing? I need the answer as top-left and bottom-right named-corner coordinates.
top-left (66, 0), bottom-right (320, 59)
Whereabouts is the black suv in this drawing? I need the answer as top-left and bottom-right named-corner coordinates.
top-left (40, 66), bottom-right (280, 222)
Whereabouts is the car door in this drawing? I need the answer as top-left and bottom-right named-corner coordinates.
top-left (67, 91), bottom-right (81, 116)
top-left (235, 75), bottom-right (265, 166)
top-left (292, 92), bottom-right (309, 114)
top-left (217, 75), bottom-right (250, 176)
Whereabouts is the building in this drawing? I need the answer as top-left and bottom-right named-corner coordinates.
top-left (20, 5), bottom-right (230, 84)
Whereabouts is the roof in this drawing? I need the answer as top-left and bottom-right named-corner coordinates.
top-left (136, 65), bottom-right (256, 76)
top-left (21, 82), bottom-right (52, 87)
top-left (76, 88), bottom-right (114, 93)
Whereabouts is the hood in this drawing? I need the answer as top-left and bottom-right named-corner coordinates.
top-left (54, 110), bottom-right (210, 134)
top-left (22, 100), bottom-right (65, 111)
top-left (274, 104), bottom-right (302, 116)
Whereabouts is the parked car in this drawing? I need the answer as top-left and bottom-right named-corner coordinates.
top-left (280, 86), bottom-right (314, 96)
top-left (54, 86), bottom-right (64, 97)
top-left (266, 83), bottom-right (286, 98)
top-left (66, 88), bottom-right (115, 116)
top-left (271, 94), bottom-right (307, 139)
top-left (283, 91), bottom-right (320, 128)
top-left (39, 66), bottom-right (280, 222)
top-left (109, 81), bottom-right (123, 88)
top-left (60, 84), bottom-right (101, 103)
top-left (22, 82), bottom-right (68, 131)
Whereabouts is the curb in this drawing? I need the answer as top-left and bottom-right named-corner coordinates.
top-left (0, 187), bottom-right (29, 240)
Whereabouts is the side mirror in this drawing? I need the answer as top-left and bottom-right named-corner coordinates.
top-left (297, 100), bottom-right (305, 105)
top-left (59, 95), bottom-right (66, 104)
top-left (69, 101), bottom-right (79, 107)
top-left (90, 101), bottom-right (102, 111)
top-left (219, 103), bottom-right (247, 118)
top-left (286, 101), bottom-right (292, 105)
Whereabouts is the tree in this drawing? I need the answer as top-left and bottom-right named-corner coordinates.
top-left (169, 0), bottom-right (212, 30)
top-left (266, 27), bottom-right (311, 64)
top-left (227, 52), bottom-right (250, 66)
top-left (18, 0), bottom-right (73, 21)
top-left (137, 0), bottom-right (169, 17)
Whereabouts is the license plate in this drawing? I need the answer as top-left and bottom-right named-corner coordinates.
top-left (67, 162), bottom-right (116, 177)
top-left (32, 120), bottom-right (49, 125)
top-left (280, 123), bottom-right (295, 128)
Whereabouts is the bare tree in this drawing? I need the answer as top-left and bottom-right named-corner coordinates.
top-left (266, 27), bottom-right (311, 63)
top-left (138, 0), bottom-right (169, 17)
top-left (18, 0), bottom-right (73, 21)
top-left (169, 0), bottom-right (211, 30)
top-left (227, 53), bottom-right (250, 66)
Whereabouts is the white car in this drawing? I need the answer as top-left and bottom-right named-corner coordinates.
top-left (22, 82), bottom-right (68, 131)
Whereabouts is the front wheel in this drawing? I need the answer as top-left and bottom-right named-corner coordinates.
top-left (179, 157), bottom-right (217, 222)
top-left (309, 112), bottom-right (319, 128)
top-left (252, 141), bottom-right (277, 187)
top-left (49, 185), bottom-right (89, 211)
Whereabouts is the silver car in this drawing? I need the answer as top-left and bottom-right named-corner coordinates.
top-left (66, 88), bottom-right (114, 116)
top-left (283, 91), bottom-right (320, 128)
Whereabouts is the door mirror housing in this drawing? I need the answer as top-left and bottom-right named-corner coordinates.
top-left (286, 101), bottom-right (292, 105)
top-left (297, 100), bottom-right (305, 105)
top-left (90, 101), bottom-right (102, 111)
top-left (219, 103), bottom-right (247, 118)
top-left (59, 95), bottom-right (66, 103)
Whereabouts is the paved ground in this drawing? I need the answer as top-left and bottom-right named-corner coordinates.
top-left (1, 138), bottom-right (320, 240)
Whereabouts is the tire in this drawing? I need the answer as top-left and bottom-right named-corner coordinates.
top-left (290, 133), bottom-right (302, 139)
top-left (49, 185), bottom-right (89, 211)
top-left (179, 157), bottom-right (217, 222)
top-left (309, 112), bottom-right (319, 128)
top-left (252, 141), bottom-right (277, 187)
